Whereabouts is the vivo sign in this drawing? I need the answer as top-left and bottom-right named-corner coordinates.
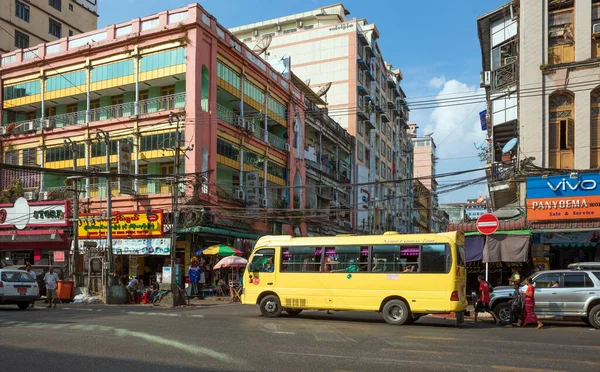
top-left (527, 173), bottom-right (600, 199)
top-left (547, 178), bottom-right (597, 192)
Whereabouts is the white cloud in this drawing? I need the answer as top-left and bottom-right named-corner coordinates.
top-left (428, 76), bottom-right (446, 88)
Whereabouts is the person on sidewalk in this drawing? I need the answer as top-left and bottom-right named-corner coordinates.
top-left (516, 277), bottom-right (544, 329)
top-left (26, 264), bottom-right (37, 308)
top-left (509, 267), bottom-right (521, 286)
top-left (44, 267), bottom-right (60, 309)
top-left (474, 275), bottom-right (500, 325)
top-left (126, 277), bottom-right (140, 303)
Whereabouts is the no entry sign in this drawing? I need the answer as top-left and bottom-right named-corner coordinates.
top-left (476, 213), bottom-right (499, 235)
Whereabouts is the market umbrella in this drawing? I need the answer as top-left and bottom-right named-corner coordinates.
top-left (213, 256), bottom-right (248, 270)
top-left (201, 244), bottom-right (242, 257)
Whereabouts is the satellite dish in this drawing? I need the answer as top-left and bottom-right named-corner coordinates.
top-left (252, 35), bottom-right (272, 56)
top-left (304, 78), bottom-right (311, 86)
top-left (474, 140), bottom-right (486, 150)
top-left (424, 132), bottom-right (434, 137)
top-left (316, 82), bottom-right (332, 97)
top-left (502, 137), bottom-right (518, 153)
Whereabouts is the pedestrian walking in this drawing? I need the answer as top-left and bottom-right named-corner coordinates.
top-left (474, 275), bottom-right (500, 325)
top-left (509, 282), bottom-right (524, 325)
top-left (43, 267), bottom-right (60, 309)
top-left (509, 267), bottom-right (521, 286)
top-left (26, 264), bottom-right (37, 308)
top-left (516, 277), bottom-right (543, 329)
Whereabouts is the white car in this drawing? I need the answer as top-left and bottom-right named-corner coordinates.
top-left (0, 269), bottom-right (39, 310)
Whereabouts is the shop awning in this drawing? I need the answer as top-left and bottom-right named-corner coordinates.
top-left (483, 233), bottom-right (531, 263)
top-left (448, 217), bottom-right (526, 232)
top-left (465, 235), bottom-right (485, 262)
top-left (465, 229), bottom-right (532, 236)
top-left (177, 226), bottom-right (263, 240)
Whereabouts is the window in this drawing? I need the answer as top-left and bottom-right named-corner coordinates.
top-left (4, 150), bottom-right (19, 165)
top-left (564, 273), bottom-right (594, 288)
top-left (249, 249), bottom-right (276, 272)
top-left (372, 245), bottom-right (419, 273)
top-left (66, 103), bottom-right (78, 125)
top-left (1, 271), bottom-right (35, 282)
top-left (245, 81), bottom-right (265, 106)
top-left (216, 138), bottom-right (240, 161)
top-left (69, 3), bottom-right (73, 11)
top-left (140, 48), bottom-right (186, 72)
top-left (357, 120), bottom-right (363, 135)
top-left (357, 141), bottom-right (364, 161)
top-left (305, 25), bottom-right (314, 30)
top-left (323, 246), bottom-right (368, 272)
top-left (89, 99), bottom-right (100, 121)
top-left (281, 247), bottom-right (322, 272)
top-left (160, 86), bottom-right (175, 110)
top-left (69, 30), bottom-right (73, 36)
top-left (15, 1), bottom-right (30, 22)
top-left (91, 139), bottom-right (121, 157)
top-left (283, 28), bottom-right (297, 34)
top-left (22, 148), bottom-right (37, 166)
top-left (140, 132), bottom-right (176, 152)
top-left (46, 70), bottom-right (86, 91)
top-left (92, 60), bottom-right (134, 82)
top-left (15, 30), bottom-right (29, 49)
top-left (268, 97), bottom-right (286, 121)
top-left (591, 89), bottom-right (600, 167)
top-left (420, 244), bottom-right (451, 273)
top-left (548, 1), bottom-right (575, 64)
top-left (490, 14), bottom-right (517, 48)
top-left (49, 18), bottom-right (62, 38)
top-left (593, 272), bottom-right (600, 281)
top-left (549, 92), bottom-right (575, 169)
top-left (217, 61), bottom-right (241, 89)
top-left (492, 94), bottom-right (517, 125)
top-left (267, 161), bottom-right (285, 179)
top-left (533, 273), bottom-right (561, 288)
top-left (49, 0), bottom-right (62, 11)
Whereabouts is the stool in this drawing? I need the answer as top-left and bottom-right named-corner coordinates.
top-left (141, 292), bottom-right (151, 304)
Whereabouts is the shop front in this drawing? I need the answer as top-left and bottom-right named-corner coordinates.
top-left (0, 197), bottom-right (70, 268)
top-left (526, 173), bottom-right (600, 270)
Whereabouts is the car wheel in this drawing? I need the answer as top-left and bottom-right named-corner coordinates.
top-left (285, 309), bottom-right (303, 317)
top-left (259, 295), bottom-right (282, 318)
top-left (493, 302), bottom-right (512, 325)
top-left (382, 299), bottom-right (410, 325)
top-left (17, 302), bottom-right (29, 310)
top-left (588, 304), bottom-right (600, 329)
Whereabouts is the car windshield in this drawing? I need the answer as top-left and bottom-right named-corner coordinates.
top-left (1, 271), bottom-right (35, 282)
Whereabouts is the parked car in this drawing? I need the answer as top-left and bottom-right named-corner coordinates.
top-left (5, 265), bottom-right (64, 297)
top-left (0, 269), bottom-right (39, 310)
top-left (490, 263), bottom-right (600, 328)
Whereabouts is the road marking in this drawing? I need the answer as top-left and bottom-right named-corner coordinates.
top-left (380, 348), bottom-right (454, 356)
top-left (61, 307), bottom-right (100, 312)
top-left (492, 366), bottom-right (565, 372)
top-left (274, 351), bottom-right (348, 359)
top-left (263, 323), bottom-right (295, 335)
top-left (125, 311), bottom-right (180, 317)
top-left (187, 314), bottom-right (205, 318)
top-left (403, 335), bottom-right (459, 341)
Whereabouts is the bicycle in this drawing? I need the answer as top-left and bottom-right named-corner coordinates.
top-left (152, 284), bottom-right (189, 306)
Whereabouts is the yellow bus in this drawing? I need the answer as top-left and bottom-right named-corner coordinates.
top-left (242, 231), bottom-right (467, 325)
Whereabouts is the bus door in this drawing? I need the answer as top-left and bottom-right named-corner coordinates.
top-left (247, 248), bottom-right (277, 299)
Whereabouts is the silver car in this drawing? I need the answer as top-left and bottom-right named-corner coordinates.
top-left (489, 263), bottom-right (600, 328)
top-left (0, 269), bottom-right (39, 310)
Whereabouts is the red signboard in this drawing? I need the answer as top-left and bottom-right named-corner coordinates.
top-left (53, 251), bottom-right (65, 262)
top-left (476, 213), bottom-right (499, 235)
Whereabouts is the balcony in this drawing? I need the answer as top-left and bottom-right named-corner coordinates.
top-left (491, 61), bottom-right (517, 91)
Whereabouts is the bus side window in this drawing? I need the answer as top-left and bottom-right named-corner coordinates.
top-left (281, 247), bottom-right (322, 272)
top-left (420, 244), bottom-right (451, 273)
top-left (250, 249), bottom-right (276, 272)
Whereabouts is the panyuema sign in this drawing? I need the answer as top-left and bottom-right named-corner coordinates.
top-left (0, 197), bottom-right (68, 230)
top-left (78, 210), bottom-right (164, 239)
top-left (526, 173), bottom-right (600, 221)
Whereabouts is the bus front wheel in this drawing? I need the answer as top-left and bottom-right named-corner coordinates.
top-left (259, 295), bottom-right (283, 318)
top-left (382, 300), bottom-right (410, 325)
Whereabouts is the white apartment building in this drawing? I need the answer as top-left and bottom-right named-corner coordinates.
top-left (231, 3), bottom-right (413, 233)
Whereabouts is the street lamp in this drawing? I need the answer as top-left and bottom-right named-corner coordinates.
top-left (95, 129), bottom-right (114, 299)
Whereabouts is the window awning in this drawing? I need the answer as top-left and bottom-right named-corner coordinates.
top-left (177, 226), bottom-right (263, 240)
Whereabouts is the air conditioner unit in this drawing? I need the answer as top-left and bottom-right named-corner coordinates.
top-left (24, 191), bottom-right (37, 201)
top-left (23, 121), bottom-right (36, 132)
top-left (593, 23), bottom-right (600, 34)
top-left (0, 127), bottom-right (7, 136)
top-left (480, 71), bottom-right (491, 87)
top-left (42, 119), bottom-right (55, 130)
top-left (276, 24), bottom-right (282, 32)
top-left (549, 29), bottom-right (565, 38)
top-left (253, 29), bottom-right (259, 37)
top-left (39, 191), bottom-right (50, 201)
top-left (245, 121), bottom-right (255, 133)
top-left (260, 198), bottom-right (268, 208)
top-left (284, 143), bottom-right (291, 151)
top-left (297, 20), bottom-right (304, 28)
top-left (233, 189), bottom-right (245, 201)
top-left (235, 117), bottom-right (245, 127)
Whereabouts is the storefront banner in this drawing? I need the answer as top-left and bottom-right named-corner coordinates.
top-left (78, 238), bottom-right (171, 255)
top-left (78, 210), bottom-right (164, 239)
top-left (483, 234), bottom-right (530, 263)
top-left (527, 173), bottom-right (600, 221)
top-left (0, 197), bottom-right (68, 230)
top-left (536, 231), bottom-right (600, 247)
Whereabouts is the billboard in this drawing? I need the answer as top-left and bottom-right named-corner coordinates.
top-left (526, 173), bottom-right (600, 221)
top-left (78, 210), bottom-right (164, 239)
top-left (0, 197), bottom-right (69, 230)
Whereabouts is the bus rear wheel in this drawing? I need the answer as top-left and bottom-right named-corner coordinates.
top-left (382, 300), bottom-right (410, 325)
top-left (259, 295), bottom-right (283, 318)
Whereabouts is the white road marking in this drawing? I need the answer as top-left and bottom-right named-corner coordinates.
top-left (263, 323), bottom-right (295, 334)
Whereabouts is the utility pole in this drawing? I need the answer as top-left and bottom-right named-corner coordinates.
top-left (169, 112), bottom-right (181, 306)
top-left (95, 129), bottom-right (114, 301)
top-left (64, 139), bottom-right (79, 282)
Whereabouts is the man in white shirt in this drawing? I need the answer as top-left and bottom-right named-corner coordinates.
top-left (26, 265), bottom-right (37, 308)
top-left (44, 267), bottom-right (60, 308)
top-left (126, 277), bottom-right (140, 303)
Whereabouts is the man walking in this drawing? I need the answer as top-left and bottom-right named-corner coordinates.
top-left (44, 267), bottom-right (60, 308)
top-left (26, 264), bottom-right (37, 308)
top-left (474, 275), bottom-right (500, 325)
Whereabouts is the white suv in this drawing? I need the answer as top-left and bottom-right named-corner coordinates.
top-left (0, 269), bottom-right (39, 310)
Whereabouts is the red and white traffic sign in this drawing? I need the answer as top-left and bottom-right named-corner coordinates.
top-left (476, 213), bottom-right (499, 235)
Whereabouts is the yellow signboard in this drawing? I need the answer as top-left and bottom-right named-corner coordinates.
top-left (78, 210), bottom-right (164, 239)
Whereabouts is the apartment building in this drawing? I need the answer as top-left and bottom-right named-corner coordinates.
top-left (413, 179), bottom-right (431, 233)
top-left (230, 3), bottom-right (414, 233)
top-left (0, 4), bottom-right (306, 265)
top-left (408, 123), bottom-right (438, 232)
top-left (0, 0), bottom-right (98, 54)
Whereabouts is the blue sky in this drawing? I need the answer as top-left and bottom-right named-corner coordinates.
top-left (97, 0), bottom-right (508, 203)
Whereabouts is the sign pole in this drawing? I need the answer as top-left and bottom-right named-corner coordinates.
top-left (476, 213), bottom-right (500, 281)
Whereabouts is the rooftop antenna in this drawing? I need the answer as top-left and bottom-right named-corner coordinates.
top-left (252, 35), bottom-right (272, 57)
top-left (424, 132), bottom-right (434, 137)
top-left (304, 78), bottom-right (311, 86)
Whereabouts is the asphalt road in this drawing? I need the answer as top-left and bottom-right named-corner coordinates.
top-left (0, 302), bottom-right (599, 372)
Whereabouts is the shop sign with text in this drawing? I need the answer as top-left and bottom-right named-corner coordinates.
top-left (78, 210), bottom-right (164, 239)
top-left (527, 173), bottom-right (600, 221)
top-left (0, 197), bottom-right (68, 230)
top-left (78, 238), bottom-right (171, 255)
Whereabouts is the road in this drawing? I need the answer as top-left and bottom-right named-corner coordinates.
top-left (0, 302), bottom-right (599, 372)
